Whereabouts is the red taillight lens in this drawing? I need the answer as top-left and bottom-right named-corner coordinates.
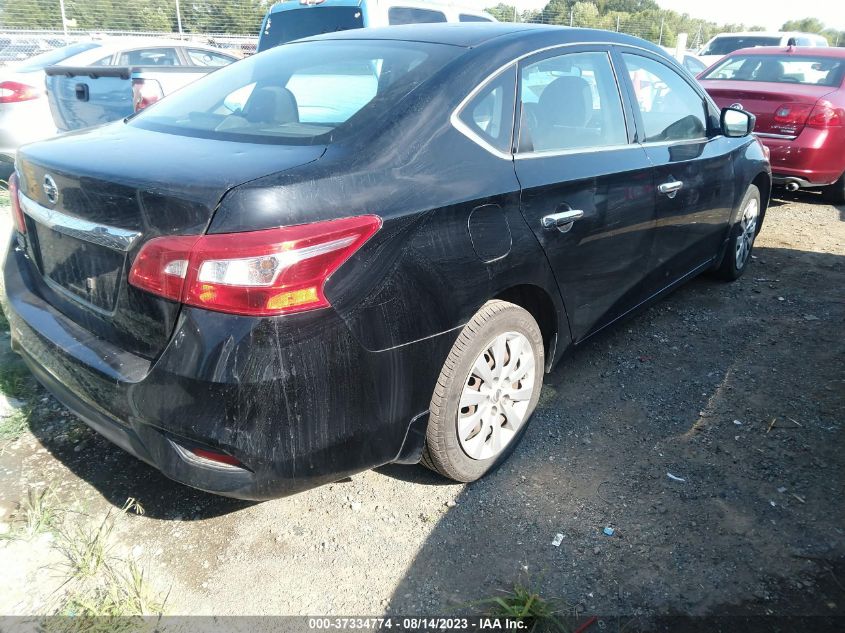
top-left (771, 102), bottom-right (813, 133)
top-left (0, 81), bottom-right (42, 104)
top-left (8, 172), bottom-right (26, 235)
top-left (128, 215), bottom-right (382, 316)
top-left (806, 103), bottom-right (843, 128)
top-left (131, 78), bottom-right (163, 112)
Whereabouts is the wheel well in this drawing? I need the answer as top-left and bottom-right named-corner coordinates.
top-left (494, 285), bottom-right (557, 363)
top-left (752, 172), bottom-right (771, 226)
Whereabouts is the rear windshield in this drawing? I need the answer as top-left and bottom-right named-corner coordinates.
top-left (258, 7), bottom-right (363, 51)
top-left (130, 39), bottom-right (459, 145)
top-left (701, 54), bottom-right (845, 87)
top-left (701, 36), bottom-right (781, 57)
top-left (15, 42), bottom-right (100, 71)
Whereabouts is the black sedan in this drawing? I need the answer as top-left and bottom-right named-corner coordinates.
top-left (2, 24), bottom-right (770, 499)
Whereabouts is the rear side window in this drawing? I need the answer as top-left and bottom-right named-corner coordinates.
top-left (622, 53), bottom-right (707, 142)
top-left (388, 7), bottom-right (447, 25)
top-left (186, 48), bottom-right (235, 67)
top-left (459, 14), bottom-right (492, 22)
top-left (457, 65), bottom-right (516, 153)
top-left (701, 36), bottom-right (781, 57)
top-left (701, 54), bottom-right (845, 87)
top-left (119, 48), bottom-right (181, 66)
top-left (259, 7), bottom-right (364, 50)
top-left (518, 51), bottom-right (627, 153)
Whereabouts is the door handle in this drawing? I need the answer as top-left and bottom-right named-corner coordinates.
top-left (542, 209), bottom-right (584, 232)
top-left (658, 180), bottom-right (684, 198)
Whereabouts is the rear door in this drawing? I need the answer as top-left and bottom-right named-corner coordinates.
top-left (513, 46), bottom-right (656, 342)
top-left (617, 49), bottom-right (735, 293)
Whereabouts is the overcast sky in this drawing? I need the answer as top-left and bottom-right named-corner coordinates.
top-left (466, 0), bottom-right (845, 31)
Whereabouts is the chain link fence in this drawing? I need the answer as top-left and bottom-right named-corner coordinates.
top-left (0, 0), bottom-right (840, 66)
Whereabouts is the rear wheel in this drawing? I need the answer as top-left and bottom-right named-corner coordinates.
top-left (715, 184), bottom-right (760, 281)
top-left (421, 300), bottom-right (544, 482)
top-left (822, 173), bottom-right (845, 205)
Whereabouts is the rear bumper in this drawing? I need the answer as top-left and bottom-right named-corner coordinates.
top-left (760, 127), bottom-right (845, 187)
top-left (2, 237), bottom-right (453, 500)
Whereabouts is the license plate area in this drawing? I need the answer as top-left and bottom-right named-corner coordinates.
top-left (32, 222), bottom-right (125, 313)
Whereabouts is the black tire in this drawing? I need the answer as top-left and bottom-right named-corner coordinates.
top-left (421, 300), bottom-right (544, 482)
top-left (822, 173), bottom-right (845, 205)
top-left (715, 184), bottom-right (761, 281)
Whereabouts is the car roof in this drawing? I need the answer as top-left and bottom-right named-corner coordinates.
top-left (728, 46), bottom-right (845, 58)
top-left (301, 22), bottom-right (663, 50)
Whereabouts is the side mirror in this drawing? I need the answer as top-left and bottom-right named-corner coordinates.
top-left (721, 107), bottom-right (755, 137)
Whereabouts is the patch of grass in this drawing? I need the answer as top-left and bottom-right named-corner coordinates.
top-left (0, 485), bottom-right (61, 541)
top-left (49, 497), bottom-right (163, 627)
top-left (0, 360), bottom-right (36, 442)
top-left (0, 305), bottom-right (8, 331)
top-left (475, 581), bottom-right (569, 632)
top-left (0, 183), bottom-right (9, 208)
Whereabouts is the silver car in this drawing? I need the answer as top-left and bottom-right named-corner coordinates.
top-left (0, 42), bottom-right (100, 162)
top-left (0, 39), bottom-right (238, 163)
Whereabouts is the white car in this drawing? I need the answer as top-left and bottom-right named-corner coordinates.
top-left (698, 31), bottom-right (828, 68)
top-left (0, 39), bottom-right (237, 162)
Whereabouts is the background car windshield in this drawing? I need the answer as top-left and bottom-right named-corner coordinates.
top-left (130, 40), bottom-right (457, 144)
top-left (258, 8), bottom-right (363, 50)
top-left (14, 42), bottom-right (100, 71)
top-left (702, 55), bottom-right (845, 87)
top-left (701, 36), bottom-right (780, 56)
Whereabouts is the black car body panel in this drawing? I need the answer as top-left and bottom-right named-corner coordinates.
top-left (2, 24), bottom-right (771, 499)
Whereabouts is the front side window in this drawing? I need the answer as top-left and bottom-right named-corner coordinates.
top-left (459, 14), bottom-right (492, 22)
top-left (130, 40), bottom-right (459, 145)
top-left (701, 54), bottom-right (845, 87)
top-left (457, 66), bottom-right (516, 153)
top-left (119, 48), bottom-right (181, 66)
top-left (622, 53), bottom-right (707, 142)
top-left (388, 7), bottom-right (447, 25)
top-left (517, 51), bottom-right (627, 153)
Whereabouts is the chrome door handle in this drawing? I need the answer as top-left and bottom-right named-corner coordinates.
top-left (658, 180), bottom-right (684, 198)
top-left (542, 209), bottom-right (584, 232)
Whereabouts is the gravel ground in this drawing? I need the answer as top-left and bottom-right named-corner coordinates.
top-left (0, 191), bottom-right (843, 622)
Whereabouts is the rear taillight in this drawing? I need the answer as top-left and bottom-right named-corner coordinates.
top-left (128, 215), bottom-right (382, 316)
top-left (8, 172), bottom-right (26, 234)
top-left (0, 80), bottom-right (41, 104)
top-left (806, 103), bottom-right (843, 128)
top-left (131, 78), bottom-right (163, 112)
top-left (771, 102), bottom-right (813, 133)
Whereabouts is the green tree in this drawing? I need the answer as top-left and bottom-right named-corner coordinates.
top-left (486, 3), bottom-right (519, 22)
top-left (0, 0), bottom-right (63, 29)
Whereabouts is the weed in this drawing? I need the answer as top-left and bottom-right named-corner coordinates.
top-left (48, 496), bottom-right (164, 628)
top-left (475, 581), bottom-right (569, 632)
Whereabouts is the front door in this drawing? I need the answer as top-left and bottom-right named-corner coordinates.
top-left (617, 50), bottom-right (736, 293)
top-left (513, 47), bottom-right (656, 342)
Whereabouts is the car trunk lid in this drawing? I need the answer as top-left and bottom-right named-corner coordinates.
top-left (15, 122), bottom-right (326, 360)
top-left (703, 80), bottom-right (837, 136)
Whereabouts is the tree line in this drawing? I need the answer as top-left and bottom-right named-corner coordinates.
top-left (485, 0), bottom-right (844, 49)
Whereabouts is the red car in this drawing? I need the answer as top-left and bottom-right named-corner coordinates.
top-left (699, 46), bottom-right (845, 203)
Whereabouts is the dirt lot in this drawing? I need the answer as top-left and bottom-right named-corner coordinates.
top-left (0, 191), bottom-right (843, 625)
